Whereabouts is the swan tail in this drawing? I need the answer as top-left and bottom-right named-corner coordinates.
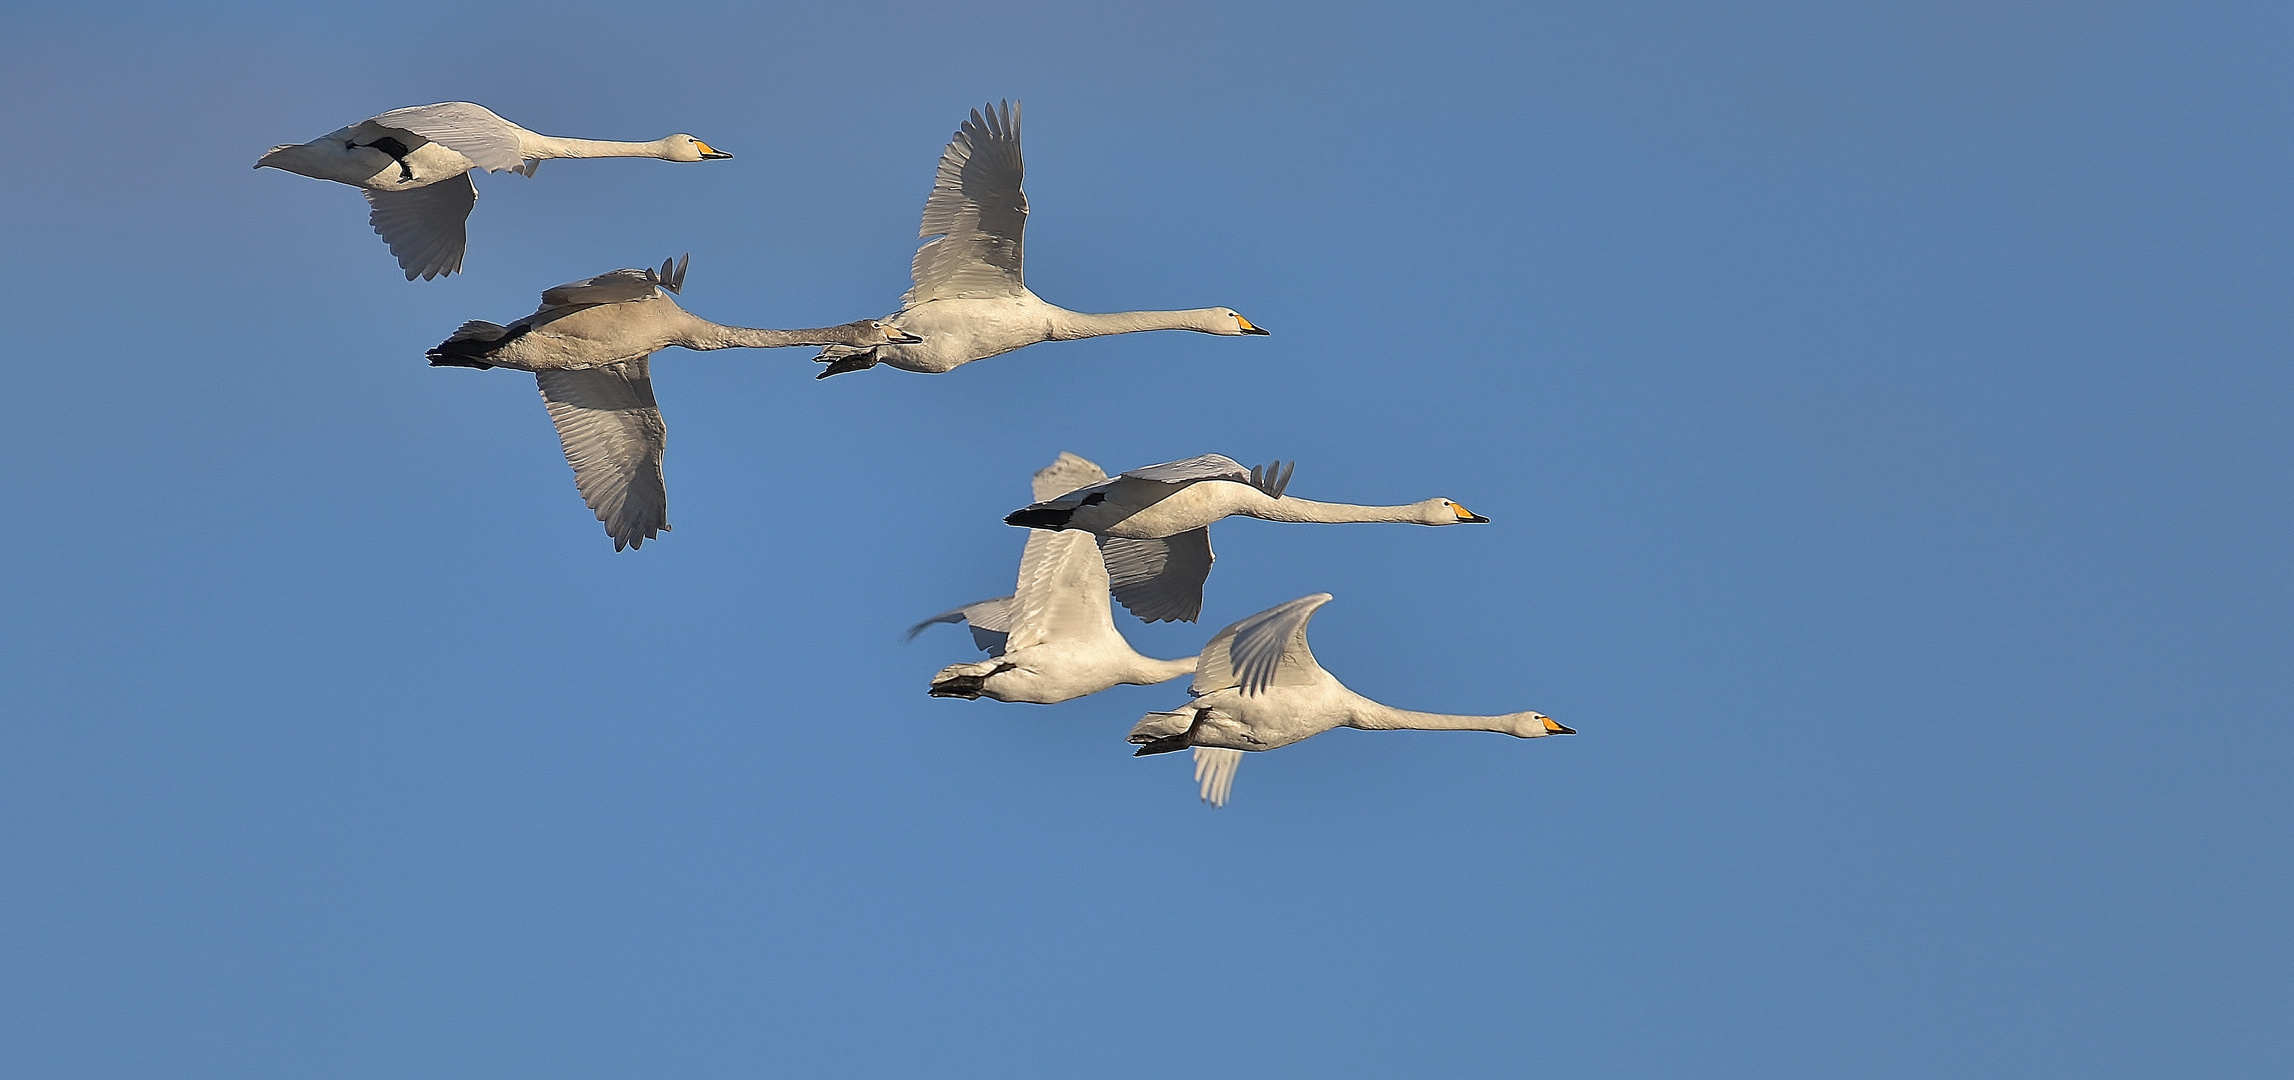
top-left (813, 345), bottom-right (879, 379)
top-left (426, 320), bottom-right (523, 369)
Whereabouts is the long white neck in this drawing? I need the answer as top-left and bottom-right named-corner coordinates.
top-left (1048, 307), bottom-right (1228, 340)
top-left (521, 134), bottom-right (683, 161)
top-left (1121, 654), bottom-right (1200, 687)
top-left (673, 314), bottom-right (885, 351)
top-left (1347, 702), bottom-right (1550, 737)
top-left (1248, 496), bottom-right (1432, 524)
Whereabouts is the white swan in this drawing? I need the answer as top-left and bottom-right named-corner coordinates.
top-left (907, 453), bottom-right (1198, 703)
top-left (812, 102), bottom-right (1269, 378)
top-left (1004, 454), bottom-right (1489, 623)
top-left (426, 256), bottom-right (919, 550)
top-left (257, 102), bottom-right (732, 280)
top-left (1132, 594), bottom-right (1573, 807)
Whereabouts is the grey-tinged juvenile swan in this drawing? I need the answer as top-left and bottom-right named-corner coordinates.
top-left (1004, 454), bottom-right (1489, 623)
top-left (1132, 594), bottom-right (1573, 807)
top-left (257, 102), bottom-right (732, 280)
top-left (427, 256), bottom-right (919, 550)
top-left (906, 453), bottom-right (1198, 704)
top-left (812, 101), bottom-right (1269, 378)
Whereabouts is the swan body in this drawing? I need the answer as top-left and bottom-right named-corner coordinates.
top-left (1132, 594), bottom-right (1573, 806)
top-left (908, 453), bottom-right (1198, 704)
top-left (813, 102), bottom-right (1268, 378)
top-left (427, 257), bottom-right (918, 550)
top-left (1004, 454), bottom-right (1489, 623)
top-left (256, 102), bottom-right (731, 280)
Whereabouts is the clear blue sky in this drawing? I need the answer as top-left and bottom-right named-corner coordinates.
top-left (2, 2), bottom-right (2288, 1076)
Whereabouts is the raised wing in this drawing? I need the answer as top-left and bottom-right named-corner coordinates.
top-left (1193, 747), bottom-right (1244, 808)
top-left (534, 361), bottom-right (668, 551)
top-left (1004, 529), bottom-right (1116, 652)
top-left (1194, 593), bottom-right (1333, 696)
top-left (1031, 452), bottom-right (1107, 502)
top-left (1100, 528), bottom-right (1214, 623)
top-left (363, 172), bottom-right (475, 280)
top-left (1119, 454), bottom-right (1251, 486)
top-left (539, 256), bottom-right (688, 309)
top-left (904, 596), bottom-right (1017, 656)
top-left (369, 102), bottom-right (528, 173)
top-left (903, 101), bottom-right (1027, 307)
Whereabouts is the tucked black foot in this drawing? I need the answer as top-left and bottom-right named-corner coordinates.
top-left (426, 352), bottom-right (495, 369)
top-left (1003, 506), bottom-right (1075, 530)
top-left (1132, 732), bottom-right (1194, 757)
top-left (928, 677), bottom-right (986, 699)
top-left (815, 350), bottom-right (879, 379)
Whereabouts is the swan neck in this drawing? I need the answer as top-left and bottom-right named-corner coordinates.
top-left (1049, 307), bottom-right (1221, 340)
top-left (1348, 703), bottom-right (1540, 735)
top-left (683, 322), bottom-right (880, 350)
top-left (1252, 497), bottom-right (1424, 524)
top-left (1128, 654), bottom-right (1200, 686)
top-left (523, 134), bottom-right (677, 160)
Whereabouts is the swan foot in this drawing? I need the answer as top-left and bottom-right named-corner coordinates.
top-left (1130, 707), bottom-right (1208, 756)
top-left (929, 662), bottom-right (1016, 699)
top-left (814, 349), bottom-right (879, 379)
top-left (1131, 732), bottom-right (1194, 756)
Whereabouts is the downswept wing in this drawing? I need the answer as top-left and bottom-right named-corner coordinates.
top-left (1099, 528), bottom-right (1213, 623)
top-left (364, 172), bottom-right (476, 280)
top-left (1194, 593), bottom-right (1334, 696)
top-left (904, 101), bottom-right (1027, 307)
top-left (905, 597), bottom-right (1017, 656)
top-left (1193, 747), bottom-right (1244, 808)
top-left (369, 102), bottom-right (529, 174)
top-left (1004, 529), bottom-right (1118, 652)
top-left (535, 360), bottom-right (668, 551)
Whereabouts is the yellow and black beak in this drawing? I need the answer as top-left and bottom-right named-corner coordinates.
top-left (1236, 315), bottom-right (1270, 336)
top-left (1453, 503), bottom-right (1490, 524)
top-left (695, 141), bottom-right (734, 160)
top-left (889, 328), bottom-right (924, 344)
top-left (1541, 717), bottom-right (1575, 735)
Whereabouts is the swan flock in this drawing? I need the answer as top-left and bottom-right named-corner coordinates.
top-left (261, 99), bottom-right (1569, 806)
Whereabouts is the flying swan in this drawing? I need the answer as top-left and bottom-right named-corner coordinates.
top-left (426, 256), bottom-right (919, 550)
top-left (1004, 454), bottom-right (1489, 623)
top-left (256, 102), bottom-right (733, 280)
top-left (1132, 594), bottom-right (1573, 807)
top-left (907, 453), bottom-right (1199, 703)
top-left (812, 101), bottom-right (1270, 378)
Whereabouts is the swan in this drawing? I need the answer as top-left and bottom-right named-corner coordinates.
top-left (1132, 594), bottom-right (1573, 807)
top-left (426, 256), bottom-right (920, 550)
top-left (812, 101), bottom-right (1269, 378)
top-left (256, 102), bottom-right (732, 280)
top-left (1004, 454), bottom-right (1489, 623)
top-left (906, 453), bottom-right (1199, 703)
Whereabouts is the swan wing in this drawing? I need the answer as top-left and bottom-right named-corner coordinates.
top-left (363, 172), bottom-right (475, 281)
top-left (1099, 529), bottom-right (1214, 623)
top-left (904, 101), bottom-right (1027, 306)
top-left (540, 271), bottom-right (661, 309)
top-left (1006, 529), bottom-right (1116, 652)
top-left (1193, 747), bottom-right (1244, 808)
top-left (369, 102), bottom-right (529, 173)
top-left (534, 360), bottom-right (668, 551)
top-left (1118, 454), bottom-right (1253, 486)
top-left (1031, 452), bottom-right (1107, 501)
top-left (1195, 593), bottom-right (1333, 696)
top-left (904, 596), bottom-right (1017, 656)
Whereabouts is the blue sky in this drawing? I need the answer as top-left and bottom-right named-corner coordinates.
top-left (2, 1), bottom-right (2289, 1076)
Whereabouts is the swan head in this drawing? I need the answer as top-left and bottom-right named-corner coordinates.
top-left (661, 135), bottom-right (734, 162)
top-left (1201, 308), bottom-right (1269, 336)
top-left (1418, 498), bottom-right (1489, 525)
top-left (1517, 712), bottom-right (1574, 738)
top-left (857, 320), bottom-right (925, 346)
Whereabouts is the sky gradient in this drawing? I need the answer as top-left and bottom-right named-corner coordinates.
top-left (1, 2), bottom-right (2289, 1076)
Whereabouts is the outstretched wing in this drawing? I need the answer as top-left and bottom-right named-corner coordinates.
top-left (364, 172), bottom-right (475, 280)
top-left (1031, 452), bottom-right (1107, 502)
top-left (1195, 593), bottom-right (1333, 696)
top-left (539, 256), bottom-right (687, 309)
top-left (369, 102), bottom-right (528, 173)
top-left (1193, 747), bottom-right (1244, 808)
top-left (1005, 529), bottom-right (1117, 652)
top-left (905, 596), bottom-right (1017, 656)
top-left (534, 360), bottom-right (668, 551)
top-left (1099, 528), bottom-right (1214, 623)
top-left (904, 101), bottom-right (1027, 307)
